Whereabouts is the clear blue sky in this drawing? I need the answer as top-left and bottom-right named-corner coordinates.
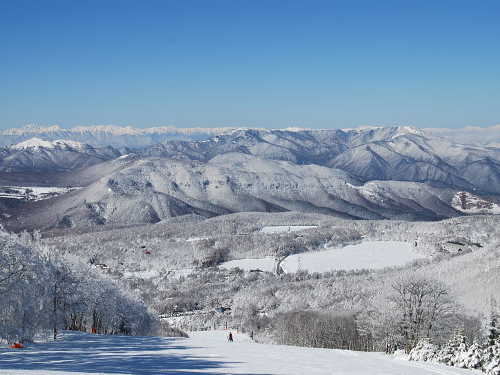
top-left (0, 0), bottom-right (499, 130)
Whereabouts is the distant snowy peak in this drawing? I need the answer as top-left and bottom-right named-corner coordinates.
top-left (2, 124), bottom-right (62, 135)
top-left (0, 124), bottom-right (429, 147)
top-left (10, 138), bottom-right (90, 151)
top-left (1, 124), bottom-right (241, 137)
top-left (451, 191), bottom-right (500, 215)
top-left (0, 124), bottom-right (243, 147)
top-left (65, 124), bottom-right (241, 136)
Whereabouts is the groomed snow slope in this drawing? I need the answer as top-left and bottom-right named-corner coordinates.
top-left (0, 331), bottom-right (480, 375)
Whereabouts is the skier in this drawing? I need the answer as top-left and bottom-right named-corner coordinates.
top-left (228, 332), bottom-right (233, 342)
top-left (250, 331), bottom-right (254, 341)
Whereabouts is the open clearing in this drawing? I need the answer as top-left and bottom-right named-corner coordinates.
top-left (220, 241), bottom-right (423, 273)
top-left (259, 225), bottom-right (318, 233)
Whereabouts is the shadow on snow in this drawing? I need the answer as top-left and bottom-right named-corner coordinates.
top-left (0, 331), bottom-right (265, 375)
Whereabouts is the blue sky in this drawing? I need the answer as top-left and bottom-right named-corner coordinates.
top-left (0, 0), bottom-right (499, 130)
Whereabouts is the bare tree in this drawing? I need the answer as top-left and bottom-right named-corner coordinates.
top-left (389, 275), bottom-right (454, 353)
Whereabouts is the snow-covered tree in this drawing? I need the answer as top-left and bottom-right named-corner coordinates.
top-left (482, 340), bottom-right (500, 375)
top-left (464, 341), bottom-right (483, 369)
top-left (0, 227), bottom-right (159, 342)
top-left (408, 338), bottom-right (438, 362)
top-left (437, 329), bottom-right (469, 368)
top-left (488, 298), bottom-right (500, 346)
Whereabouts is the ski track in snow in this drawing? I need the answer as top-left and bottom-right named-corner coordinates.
top-left (0, 331), bottom-right (481, 375)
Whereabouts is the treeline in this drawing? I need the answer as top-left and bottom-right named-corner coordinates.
top-left (149, 267), bottom-right (486, 357)
top-left (249, 274), bottom-right (482, 354)
top-left (0, 228), bottom-right (159, 343)
top-left (268, 310), bottom-right (366, 350)
top-left (409, 307), bottom-right (500, 375)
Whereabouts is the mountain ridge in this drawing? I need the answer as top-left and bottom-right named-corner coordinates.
top-left (2, 125), bottom-right (500, 230)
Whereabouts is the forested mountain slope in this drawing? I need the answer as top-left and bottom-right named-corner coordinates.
top-left (1, 155), bottom-right (466, 231)
top-left (143, 126), bottom-right (500, 194)
top-left (0, 138), bottom-right (124, 172)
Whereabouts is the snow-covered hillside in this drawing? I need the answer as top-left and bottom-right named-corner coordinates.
top-left (0, 330), bottom-right (481, 375)
top-left (451, 191), bottom-right (500, 214)
top-left (260, 225), bottom-right (318, 233)
top-left (0, 138), bottom-right (123, 172)
top-left (10, 138), bottom-right (89, 151)
top-left (0, 186), bottom-right (78, 202)
top-left (1, 156), bottom-right (466, 231)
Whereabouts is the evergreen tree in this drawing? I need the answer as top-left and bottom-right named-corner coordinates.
top-left (488, 298), bottom-right (500, 346)
top-left (437, 329), bottom-right (468, 368)
top-left (464, 341), bottom-right (483, 369)
top-left (482, 340), bottom-right (500, 375)
top-left (482, 297), bottom-right (500, 375)
top-left (408, 338), bottom-right (437, 362)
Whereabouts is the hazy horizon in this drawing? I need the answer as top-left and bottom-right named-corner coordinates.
top-left (1, 0), bottom-right (499, 131)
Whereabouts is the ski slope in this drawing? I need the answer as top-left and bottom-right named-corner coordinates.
top-left (221, 241), bottom-right (423, 273)
top-left (0, 330), bottom-right (481, 375)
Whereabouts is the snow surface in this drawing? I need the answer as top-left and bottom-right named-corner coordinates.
top-left (260, 225), bottom-right (318, 233)
top-left (220, 241), bottom-right (423, 273)
top-left (221, 257), bottom-right (276, 272)
top-left (123, 270), bottom-right (159, 279)
top-left (0, 330), bottom-right (480, 375)
top-left (282, 241), bottom-right (423, 273)
top-left (0, 187), bottom-right (78, 201)
top-left (451, 191), bottom-right (500, 215)
top-left (10, 138), bottom-right (88, 150)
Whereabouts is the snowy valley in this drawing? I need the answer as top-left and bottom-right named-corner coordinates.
top-left (1, 125), bottom-right (500, 374)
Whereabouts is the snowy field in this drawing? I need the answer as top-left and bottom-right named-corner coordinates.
top-left (0, 330), bottom-right (480, 375)
top-left (220, 241), bottom-right (423, 273)
top-left (260, 225), bottom-right (318, 233)
top-left (0, 186), bottom-right (77, 201)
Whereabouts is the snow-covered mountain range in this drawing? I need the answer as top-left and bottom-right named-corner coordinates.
top-left (140, 126), bottom-right (500, 194)
top-left (1, 125), bottom-right (500, 229)
top-left (3, 123), bottom-right (500, 148)
top-left (0, 124), bottom-right (236, 148)
top-left (0, 155), bottom-right (474, 231)
top-left (3, 126), bottom-right (500, 193)
top-left (0, 138), bottom-right (124, 172)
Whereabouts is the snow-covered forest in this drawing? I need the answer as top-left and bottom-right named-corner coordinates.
top-left (0, 226), bottom-right (184, 344)
top-left (2, 209), bottom-right (498, 373)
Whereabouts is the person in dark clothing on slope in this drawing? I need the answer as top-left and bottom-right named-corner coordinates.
top-left (228, 332), bottom-right (233, 342)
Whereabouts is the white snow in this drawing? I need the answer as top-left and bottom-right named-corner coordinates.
top-left (220, 241), bottom-right (423, 273)
top-left (186, 237), bottom-right (209, 242)
top-left (0, 330), bottom-right (480, 375)
top-left (260, 225), bottom-right (318, 233)
top-left (164, 268), bottom-right (193, 280)
top-left (123, 270), bottom-right (159, 279)
top-left (0, 187), bottom-right (79, 201)
top-left (451, 191), bottom-right (500, 215)
top-left (282, 241), bottom-right (422, 273)
top-left (10, 138), bottom-right (88, 150)
top-left (221, 257), bottom-right (276, 272)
